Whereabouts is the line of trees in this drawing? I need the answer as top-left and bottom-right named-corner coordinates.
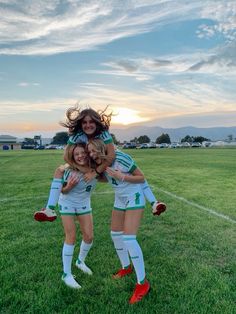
top-left (22, 132), bottom-right (215, 146)
top-left (129, 133), bottom-right (210, 144)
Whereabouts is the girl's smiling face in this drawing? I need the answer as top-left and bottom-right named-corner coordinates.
top-left (87, 143), bottom-right (100, 162)
top-left (73, 146), bottom-right (88, 166)
top-left (82, 115), bottom-right (96, 137)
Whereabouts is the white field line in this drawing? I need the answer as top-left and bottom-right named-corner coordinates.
top-left (0, 189), bottom-right (235, 224)
top-left (154, 187), bottom-right (236, 224)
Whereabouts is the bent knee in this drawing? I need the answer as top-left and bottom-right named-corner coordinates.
top-left (83, 234), bottom-right (93, 244)
top-left (65, 232), bottom-right (76, 244)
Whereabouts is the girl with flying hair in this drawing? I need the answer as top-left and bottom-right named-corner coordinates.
top-left (34, 105), bottom-right (166, 222)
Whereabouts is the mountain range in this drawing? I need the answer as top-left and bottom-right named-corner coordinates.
top-left (110, 126), bottom-right (236, 142)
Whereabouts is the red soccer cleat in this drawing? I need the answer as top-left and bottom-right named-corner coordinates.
top-left (129, 280), bottom-right (150, 304)
top-left (112, 265), bottom-right (133, 279)
top-left (34, 208), bottom-right (57, 222)
top-left (152, 201), bottom-right (167, 216)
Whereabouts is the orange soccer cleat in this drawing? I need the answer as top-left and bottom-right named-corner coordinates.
top-left (129, 280), bottom-right (150, 304)
top-left (112, 265), bottom-right (133, 279)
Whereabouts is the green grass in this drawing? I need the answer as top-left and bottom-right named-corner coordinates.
top-left (0, 148), bottom-right (235, 314)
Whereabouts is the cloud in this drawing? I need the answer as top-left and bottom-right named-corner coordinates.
top-left (89, 43), bottom-right (236, 83)
top-left (74, 82), bottom-right (236, 118)
top-left (17, 82), bottom-right (40, 87)
top-left (197, 1), bottom-right (236, 42)
top-left (0, 98), bottom-right (73, 116)
top-left (187, 42), bottom-right (236, 74)
top-left (0, 79), bottom-right (235, 135)
top-left (0, 0), bottom-right (235, 55)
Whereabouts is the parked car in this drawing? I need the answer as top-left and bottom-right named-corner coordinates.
top-left (34, 145), bottom-right (45, 150)
top-left (202, 141), bottom-right (212, 147)
top-left (180, 142), bottom-right (191, 148)
top-left (122, 142), bottom-right (137, 149)
top-left (138, 143), bottom-right (149, 149)
top-left (45, 145), bottom-right (57, 149)
top-left (148, 142), bottom-right (157, 148)
top-left (21, 144), bottom-right (35, 149)
top-left (158, 143), bottom-right (169, 148)
top-left (169, 142), bottom-right (180, 148)
top-left (191, 142), bottom-right (202, 148)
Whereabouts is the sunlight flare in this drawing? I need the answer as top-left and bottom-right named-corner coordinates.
top-left (111, 107), bottom-right (150, 125)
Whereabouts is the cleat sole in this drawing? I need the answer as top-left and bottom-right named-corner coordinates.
top-left (153, 203), bottom-right (166, 216)
top-left (34, 212), bottom-right (57, 222)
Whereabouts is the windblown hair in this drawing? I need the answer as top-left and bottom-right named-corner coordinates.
top-left (63, 142), bottom-right (87, 170)
top-left (60, 105), bottom-right (112, 136)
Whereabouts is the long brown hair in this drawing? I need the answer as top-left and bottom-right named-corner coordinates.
top-left (60, 105), bottom-right (112, 136)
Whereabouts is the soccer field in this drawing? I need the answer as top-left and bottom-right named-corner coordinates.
top-left (0, 148), bottom-right (235, 314)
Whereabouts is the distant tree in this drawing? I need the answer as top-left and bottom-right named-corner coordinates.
top-left (181, 135), bottom-right (193, 143)
top-left (138, 135), bottom-right (150, 144)
top-left (23, 138), bottom-right (35, 145)
top-left (51, 132), bottom-right (69, 144)
top-left (193, 136), bottom-right (210, 143)
top-left (130, 137), bottom-right (138, 143)
top-left (21, 138), bottom-right (36, 149)
top-left (181, 135), bottom-right (210, 143)
top-left (111, 133), bottom-right (119, 145)
top-left (227, 134), bottom-right (233, 142)
top-left (156, 133), bottom-right (171, 144)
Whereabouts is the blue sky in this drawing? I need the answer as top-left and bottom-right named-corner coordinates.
top-left (0, 0), bottom-right (236, 138)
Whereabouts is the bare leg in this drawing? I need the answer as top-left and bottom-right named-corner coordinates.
top-left (77, 214), bottom-right (93, 244)
top-left (123, 209), bottom-right (144, 235)
top-left (61, 215), bottom-right (76, 244)
top-left (122, 209), bottom-right (146, 284)
top-left (75, 214), bottom-right (93, 274)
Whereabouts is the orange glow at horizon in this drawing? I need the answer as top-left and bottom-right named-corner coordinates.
top-left (111, 108), bottom-right (150, 125)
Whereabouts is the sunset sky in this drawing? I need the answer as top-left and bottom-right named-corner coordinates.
top-left (0, 0), bottom-right (236, 138)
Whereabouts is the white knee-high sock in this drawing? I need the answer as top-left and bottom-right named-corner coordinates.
top-left (123, 235), bottom-right (145, 283)
top-left (46, 178), bottom-right (63, 209)
top-left (62, 243), bottom-right (75, 275)
top-left (78, 240), bottom-right (93, 263)
top-left (111, 231), bottom-right (130, 269)
top-left (141, 180), bottom-right (157, 205)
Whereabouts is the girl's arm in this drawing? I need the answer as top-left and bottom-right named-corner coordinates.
top-left (96, 143), bottom-right (116, 174)
top-left (53, 164), bottom-right (67, 179)
top-left (61, 173), bottom-right (79, 194)
top-left (105, 167), bottom-right (145, 183)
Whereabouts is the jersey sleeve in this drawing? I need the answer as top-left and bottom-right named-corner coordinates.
top-left (115, 151), bottom-right (137, 173)
top-left (63, 168), bottom-right (71, 183)
top-left (99, 131), bottom-right (113, 144)
top-left (67, 132), bottom-right (88, 144)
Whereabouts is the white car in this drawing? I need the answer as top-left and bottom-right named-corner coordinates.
top-left (191, 142), bottom-right (202, 148)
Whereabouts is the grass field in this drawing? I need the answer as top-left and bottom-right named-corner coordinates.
top-left (0, 148), bottom-right (235, 314)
